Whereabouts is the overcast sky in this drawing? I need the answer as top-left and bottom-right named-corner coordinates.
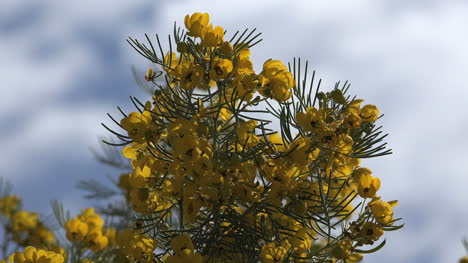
top-left (1, 0), bottom-right (467, 262)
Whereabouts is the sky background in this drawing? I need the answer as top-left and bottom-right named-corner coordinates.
top-left (1, 0), bottom-right (467, 262)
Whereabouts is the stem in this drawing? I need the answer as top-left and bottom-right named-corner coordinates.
top-left (179, 196), bottom-right (184, 230)
top-left (1, 226), bottom-right (8, 259)
top-left (359, 198), bottom-right (367, 216)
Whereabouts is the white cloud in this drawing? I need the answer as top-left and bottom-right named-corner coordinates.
top-left (0, 105), bottom-right (108, 176)
top-left (0, 0), bottom-right (158, 217)
top-left (0, 0), bottom-right (158, 170)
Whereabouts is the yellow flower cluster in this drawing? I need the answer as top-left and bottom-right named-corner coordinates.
top-left (0, 12), bottom-right (403, 263)
top-left (111, 12), bottom-right (404, 262)
top-left (260, 241), bottom-right (291, 263)
top-left (258, 59), bottom-right (294, 101)
top-left (158, 12), bottom-right (293, 103)
top-left (163, 234), bottom-right (202, 263)
top-left (331, 239), bottom-right (363, 262)
top-left (64, 208), bottom-right (112, 252)
top-left (0, 195), bottom-right (20, 217)
top-left (368, 197), bottom-right (399, 226)
top-left (4, 246), bottom-right (64, 263)
top-left (0, 195), bottom-right (55, 249)
top-left (117, 229), bottom-right (156, 262)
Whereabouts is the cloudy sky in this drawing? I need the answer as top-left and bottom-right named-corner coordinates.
top-left (1, 0), bottom-right (467, 262)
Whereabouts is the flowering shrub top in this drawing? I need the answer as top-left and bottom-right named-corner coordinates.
top-left (0, 12), bottom-right (402, 263)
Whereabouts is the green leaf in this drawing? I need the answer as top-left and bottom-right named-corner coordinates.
top-left (381, 223), bottom-right (405, 232)
top-left (317, 91), bottom-right (326, 101)
top-left (0, 177), bottom-right (13, 197)
top-left (330, 89), bottom-right (346, 104)
top-left (50, 200), bottom-right (70, 227)
top-left (77, 179), bottom-right (118, 200)
top-left (355, 239), bottom-right (386, 254)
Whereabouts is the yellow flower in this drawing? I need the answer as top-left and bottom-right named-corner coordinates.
top-left (233, 48), bottom-right (254, 75)
top-left (353, 167), bottom-right (372, 179)
top-left (267, 133), bottom-right (286, 152)
top-left (10, 246), bottom-right (64, 263)
top-left (368, 197), bottom-right (398, 226)
top-left (144, 68), bottom-right (157, 82)
top-left (334, 156), bottom-right (360, 178)
top-left (295, 106), bottom-right (325, 133)
top-left (129, 188), bottom-right (166, 214)
top-left (359, 222), bottom-right (384, 244)
top-left (258, 59), bottom-right (294, 102)
top-left (232, 72), bottom-right (259, 101)
top-left (105, 228), bottom-right (117, 247)
top-left (129, 165), bottom-right (152, 188)
top-left (335, 134), bottom-right (354, 154)
top-left (236, 120), bottom-right (259, 148)
top-left (260, 59), bottom-right (288, 79)
top-left (360, 104), bottom-right (379, 122)
top-left (121, 142), bottom-right (146, 161)
top-left (345, 111), bottom-right (362, 128)
top-left (262, 159), bottom-right (299, 203)
top-left (233, 182), bottom-right (262, 203)
top-left (260, 241), bottom-right (290, 263)
top-left (209, 58), bottom-right (233, 80)
top-left (287, 137), bottom-right (320, 168)
top-left (29, 226), bottom-right (55, 246)
top-left (219, 107), bottom-right (232, 121)
top-left (237, 119), bottom-right (257, 134)
top-left (219, 41), bottom-right (233, 56)
top-left (77, 208), bottom-right (104, 231)
top-left (50, 247), bottom-right (66, 260)
top-left (201, 25), bottom-right (224, 47)
top-left (270, 72), bottom-right (294, 101)
top-left (289, 228), bottom-right (312, 255)
top-left (117, 229), bottom-right (156, 262)
top-left (460, 256), bottom-right (468, 263)
top-left (165, 175), bottom-right (184, 198)
top-left (331, 239), bottom-right (362, 262)
top-left (120, 111), bottom-right (152, 141)
top-left (173, 134), bottom-right (203, 160)
top-left (166, 118), bottom-right (199, 148)
top-left (357, 174), bottom-right (381, 198)
top-left (175, 62), bottom-right (205, 90)
top-left (0, 195), bottom-right (20, 217)
top-left (164, 51), bottom-right (188, 77)
top-left (348, 98), bottom-right (363, 113)
top-left (170, 234), bottom-right (195, 256)
top-left (85, 230), bottom-right (109, 252)
top-left (346, 253), bottom-right (364, 262)
top-left (184, 13), bottom-right (210, 38)
top-left (64, 218), bottom-right (88, 242)
top-left (11, 211), bottom-right (38, 232)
